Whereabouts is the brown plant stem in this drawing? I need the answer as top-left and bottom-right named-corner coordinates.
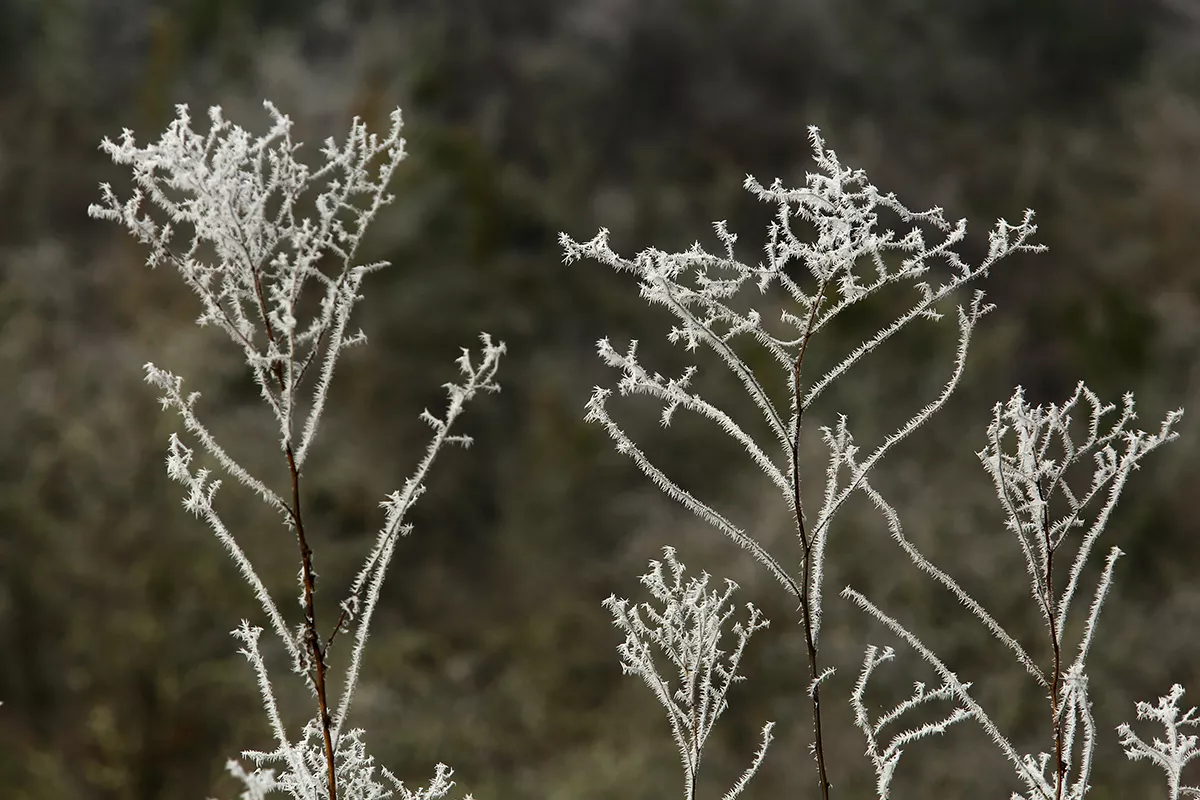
top-left (792, 285), bottom-right (832, 800)
top-left (288, 442), bottom-right (338, 800)
top-left (1038, 478), bottom-right (1065, 800)
top-left (252, 264), bottom-right (339, 800)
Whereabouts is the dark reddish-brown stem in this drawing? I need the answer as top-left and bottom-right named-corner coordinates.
top-left (1037, 479), bottom-right (1065, 800)
top-left (287, 443), bottom-right (337, 800)
top-left (251, 267), bottom-right (339, 800)
top-left (792, 284), bottom-right (832, 800)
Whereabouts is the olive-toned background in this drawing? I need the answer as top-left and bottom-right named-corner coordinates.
top-left (1, 1), bottom-right (1197, 798)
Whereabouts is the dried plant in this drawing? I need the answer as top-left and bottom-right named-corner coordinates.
top-left (90, 101), bottom-right (503, 800)
top-left (567, 128), bottom-right (1188, 799)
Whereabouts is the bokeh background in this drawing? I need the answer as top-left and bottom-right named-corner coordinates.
top-left (2, 1), bottom-right (1199, 798)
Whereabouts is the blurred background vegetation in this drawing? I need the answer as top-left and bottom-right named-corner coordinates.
top-left (1, 1), bottom-right (1198, 798)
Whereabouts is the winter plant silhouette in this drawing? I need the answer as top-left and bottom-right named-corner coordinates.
top-left (565, 127), bottom-right (1190, 799)
top-left (89, 99), bottom-right (1191, 800)
top-left (89, 102), bottom-right (502, 800)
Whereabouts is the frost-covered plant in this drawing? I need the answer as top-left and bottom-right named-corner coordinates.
top-left (847, 643), bottom-right (974, 799)
top-left (844, 384), bottom-right (1182, 799)
top-left (89, 101), bottom-right (502, 800)
top-left (566, 128), bottom-right (1189, 798)
top-left (604, 547), bottom-right (773, 800)
top-left (563, 126), bottom-right (1042, 798)
top-left (1118, 684), bottom-right (1200, 800)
